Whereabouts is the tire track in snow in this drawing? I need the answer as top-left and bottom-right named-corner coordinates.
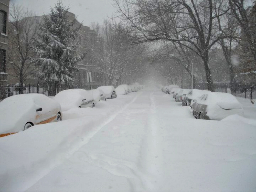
top-left (138, 92), bottom-right (164, 191)
top-left (24, 92), bottom-right (143, 192)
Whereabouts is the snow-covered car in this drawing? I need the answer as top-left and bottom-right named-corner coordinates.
top-left (175, 89), bottom-right (191, 102)
top-left (162, 86), bottom-right (170, 94)
top-left (182, 89), bottom-right (210, 106)
top-left (97, 86), bottom-right (117, 99)
top-left (88, 89), bottom-right (102, 105)
top-left (116, 84), bottom-right (129, 95)
top-left (168, 85), bottom-right (179, 93)
top-left (172, 88), bottom-right (181, 99)
top-left (129, 84), bottom-right (136, 92)
top-left (133, 82), bottom-right (143, 91)
top-left (97, 89), bottom-right (107, 101)
top-left (0, 94), bottom-right (61, 137)
top-left (54, 89), bottom-right (94, 111)
top-left (191, 92), bottom-right (244, 120)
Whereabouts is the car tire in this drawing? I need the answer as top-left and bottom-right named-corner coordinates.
top-left (24, 122), bottom-right (33, 130)
top-left (57, 112), bottom-right (62, 121)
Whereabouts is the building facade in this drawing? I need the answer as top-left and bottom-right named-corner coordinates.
top-left (0, 0), bottom-right (9, 99)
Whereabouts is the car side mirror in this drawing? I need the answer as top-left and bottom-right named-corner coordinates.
top-left (36, 108), bottom-right (42, 112)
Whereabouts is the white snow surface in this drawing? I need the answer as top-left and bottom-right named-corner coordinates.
top-left (1, 88), bottom-right (256, 192)
top-left (0, 94), bottom-right (60, 134)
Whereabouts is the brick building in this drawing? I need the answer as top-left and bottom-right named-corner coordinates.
top-left (0, 0), bottom-right (9, 99)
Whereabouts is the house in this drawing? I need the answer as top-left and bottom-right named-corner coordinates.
top-left (0, 0), bottom-right (9, 99)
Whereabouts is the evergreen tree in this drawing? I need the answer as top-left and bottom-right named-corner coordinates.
top-left (35, 1), bottom-right (82, 95)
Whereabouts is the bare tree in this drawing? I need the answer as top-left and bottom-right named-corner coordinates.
top-left (229, 0), bottom-right (256, 63)
top-left (215, 0), bottom-right (239, 93)
top-left (8, 4), bottom-right (39, 93)
top-left (97, 20), bottom-right (146, 86)
top-left (115, 0), bottom-right (230, 91)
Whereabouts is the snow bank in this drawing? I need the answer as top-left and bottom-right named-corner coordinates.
top-left (222, 114), bottom-right (256, 126)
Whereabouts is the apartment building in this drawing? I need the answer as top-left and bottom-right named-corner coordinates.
top-left (0, 0), bottom-right (9, 99)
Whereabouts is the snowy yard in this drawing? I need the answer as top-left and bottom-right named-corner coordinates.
top-left (1, 88), bottom-right (256, 192)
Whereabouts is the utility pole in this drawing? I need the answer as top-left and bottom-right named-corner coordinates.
top-left (191, 62), bottom-right (194, 89)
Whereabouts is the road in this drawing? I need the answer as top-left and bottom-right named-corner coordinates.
top-left (2, 88), bottom-right (256, 192)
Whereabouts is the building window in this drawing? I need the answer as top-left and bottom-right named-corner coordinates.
top-left (0, 10), bottom-right (7, 34)
top-left (0, 49), bottom-right (6, 72)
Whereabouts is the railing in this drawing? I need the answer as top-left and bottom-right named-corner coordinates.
top-left (4, 84), bottom-right (47, 97)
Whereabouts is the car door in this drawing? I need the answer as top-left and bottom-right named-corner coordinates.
top-left (33, 95), bottom-right (56, 124)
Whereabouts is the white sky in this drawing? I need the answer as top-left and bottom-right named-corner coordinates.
top-left (10, 0), bottom-right (118, 26)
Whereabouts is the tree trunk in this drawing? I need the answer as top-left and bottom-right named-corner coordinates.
top-left (19, 71), bottom-right (24, 94)
top-left (202, 55), bottom-right (214, 92)
top-left (229, 65), bottom-right (236, 94)
top-left (220, 41), bottom-right (236, 94)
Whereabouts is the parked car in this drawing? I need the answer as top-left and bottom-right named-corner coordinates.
top-left (97, 86), bottom-right (117, 99)
top-left (172, 88), bottom-right (181, 99)
top-left (116, 84), bottom-right (129, 95)
top-left (97, 89), bottom-right (107, 101)
top-left (88, 89), bottom-right (102, 105)
top-left (175, 89), bottom-right (191, 102)
top-left (0, 94), bottom-right (61, 137)
top-left (191, 92), bottom-right (243, 120)
top-left (162, 86), bottom-right (169, 94)
top-left (182, 89), bottom-right (210, 106)
top-left (54, 89), bottom-right (94, 111)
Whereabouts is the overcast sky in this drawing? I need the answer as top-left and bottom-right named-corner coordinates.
top-left (10, 0), bottom-right (118, 26)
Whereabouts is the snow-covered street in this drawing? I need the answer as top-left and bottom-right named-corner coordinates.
top-left (1, 88), bottom-right (256, 192)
